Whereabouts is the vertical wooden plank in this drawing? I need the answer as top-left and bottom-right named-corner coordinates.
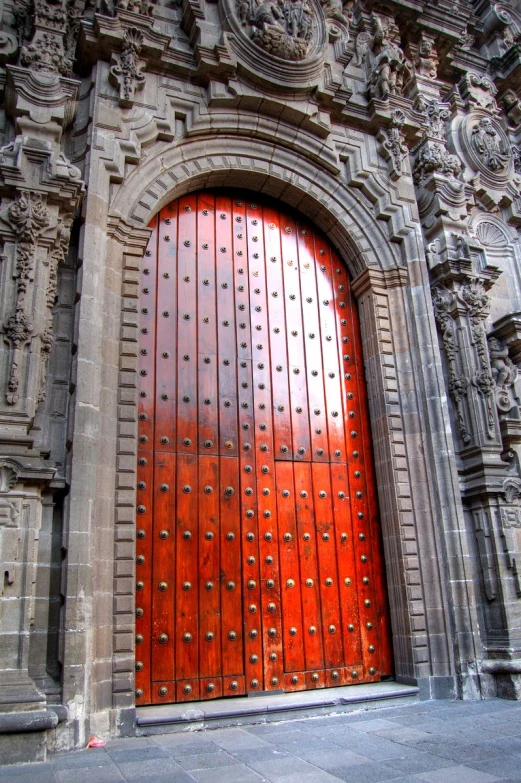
top-left (156, 202), bottom-right (178, 453)
top-left (135, 217), bottom-right (158, 705)
top-left (311, 462), bottom-right (344, 669)
top-left (176, 194), bottom-right (198, 454)
top-left (295, 222), bottom-right (328, 463)
top-left (313, 237), bottom-right (346, 464)
top-left (219, 457), bottom-right (243, 677)
top-left (198, 455), bottom-right (221, 678)
top-left (151, 452), bottom-right (176, 682)
top-left (280, 212), bottom-right (311, 462)
top-left (330, 461), bottom-right (362, 668)
top-left (197, 193), bottom-right (219, 455)
top-left (175, 453), bottom-right (199, 683)
top-left (263, 204), bottom-right (292, 461)
top-left (294, 462), bottom-right (324, 676)
top-left (275, 461), bottom-right (305, 675)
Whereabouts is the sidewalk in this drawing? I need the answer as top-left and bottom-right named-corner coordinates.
top-left (2, 697), bottom-right (521, 782)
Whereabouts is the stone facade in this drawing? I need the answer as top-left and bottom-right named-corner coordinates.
top-left (1, 0), bottom-right (521, 764)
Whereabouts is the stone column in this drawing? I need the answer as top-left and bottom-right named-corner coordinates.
top-left (0, 58), bottom-right (84, 760)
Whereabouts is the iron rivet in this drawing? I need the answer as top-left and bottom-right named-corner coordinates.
top-left (158, 633), bottom-right (168, 644)
top-left (182, 530), bottom-right (192, 540)
top-left (206, 683), bottom-right (215, 692)
top-left (158, 582), bottom-right (168, 591)
top-left (287, 579), bottom-right (295, 588)
top-left (136, 607), bottom-right (144, 617)
top-left (345, 577), bottom-right (352, 586)
top-left (159, 686), bottom-right (168, 696)
top-left (229, 631), bottom-right (238, 640)
top-left (136, 689), bottom-right (144, 698)
top-left (206, 632), bottom-right (214, 641)
top-left (183, 633), bottom-right (192, 642)
top-left (251, 679), bottom-right (259, 688)
top-left (159, 530), bottom-right (169, 539)
top-left (311, 673), bottom-right (319, 682)
top-left (183, 684), bottom-right (192, 694)
top-left (136, 634), bottom-right (143, 644)
top-left (135, 661), bottom-right (144, 671)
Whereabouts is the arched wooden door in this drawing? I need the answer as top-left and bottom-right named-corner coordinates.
top-left (135, 191), bottom-right (393, 705)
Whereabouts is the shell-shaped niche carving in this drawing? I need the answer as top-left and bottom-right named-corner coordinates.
top-left (475, 220), bottom-right (510, 249)
top-left (223, 0), bottom-right (327, 87)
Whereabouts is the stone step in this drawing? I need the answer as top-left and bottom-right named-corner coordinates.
top-left (136, 681), bottom-right (419, 735)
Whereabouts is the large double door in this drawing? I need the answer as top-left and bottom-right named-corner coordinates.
top-left (135, 191), bottom-right (392, 705)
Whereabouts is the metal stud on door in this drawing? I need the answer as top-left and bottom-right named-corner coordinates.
top-left (135, 192), bottom-right (393, 704)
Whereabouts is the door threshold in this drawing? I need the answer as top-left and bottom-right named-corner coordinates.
top-left (135, 681), bottom-right (419, 734)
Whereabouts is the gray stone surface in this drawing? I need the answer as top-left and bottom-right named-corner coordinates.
top-left (2, 699), bottom-right (521, 782)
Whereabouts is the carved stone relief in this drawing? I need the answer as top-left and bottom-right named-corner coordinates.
top-left (471, 117), bottom-right (511, 173)
top-left (237, 0), bottom-right (315, 60)
top-left (488, 336), bottom-right (517, 412)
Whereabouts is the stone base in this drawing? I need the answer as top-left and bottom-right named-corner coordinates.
top-left (0, 730), bottom-right (47, 765)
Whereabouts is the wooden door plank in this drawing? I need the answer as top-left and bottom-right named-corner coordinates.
top-left (197, 193), bottom-right (219, 455)
top-left (275, 461), bottom-right (305, 674)
top-left (151, 452), bottom-right (176, 682)
top-left (311, 462), bottom-right (344, 669)
top-left (135, 216), bottom-right (158, 705)
top-left (219, 456), bottom-right (243, 676)
top-left (175, 453), bottom-right (199, 682)
top-left (295, 220), bottom-right (328, 463)
top-left (313, 237), bottom-right (346, 464)
top-left (198, 455), bottom-right (221, 678)
top-left (176, 194), bottom-right (198, 454)
top-left (279, 212), bottom-right (311, 462)
top-left (156, 203), bottom-right (178, 453)
top-left (294, 461), bottom-right (324, 674)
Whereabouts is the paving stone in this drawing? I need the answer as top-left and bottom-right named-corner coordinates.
top-left (297, 748), bottom-right (372, 770)
top-left (383, 749), bottom-right (456, 775)
top-left (176, 750), bottom-right (242, 770)
top-left (349, 719), bottom-right (405, 734)
top-left (106, 746), bottom-right (171, 763)
top-left (373, 728), bottom-right (433, 744)
top-left (326, 761), bottom-right (403, 782)
top-left (52, 749), bottom-right (113, 768)
top-left (415, 765), bottom-right (501, 783)
top-left (114, 757), bottom-right (184, 779)
top-left (204, 728), bottom-right (270, 751)
top-left (187, 764), bottom-right (268, 782)
top-left (467, 754), bottom-right (521, 779)
top-left (154, 739), bottom-right (220, 756)
top-left (0, 764), bottom-right (57, 782)
top-left (409, 740), bottom-right (502, 764)
top-left (243, 754), bottom-right (324, 780)
top-left (54, 766), bottom-right (124, 783)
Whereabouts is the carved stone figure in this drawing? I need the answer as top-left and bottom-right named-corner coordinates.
top-left (471, 117), bottom-right (511, 172)
top-left (239, 0), bottom-right (314, 61)
top-left (415, 33), bottom-right (437, 79)
top-left (488, 336), bottom-right (516, 390)
top-left (367, 16), bottom-right (410, 100)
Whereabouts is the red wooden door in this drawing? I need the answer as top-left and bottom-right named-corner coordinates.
top-left (135, 191), bottom-right (393, 705)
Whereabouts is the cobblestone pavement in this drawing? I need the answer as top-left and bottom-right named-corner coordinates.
top-left (3, 698), bottom-right (521, 782)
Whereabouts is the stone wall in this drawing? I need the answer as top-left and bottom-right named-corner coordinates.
top-left (0, 0), bottom-right (521, 763)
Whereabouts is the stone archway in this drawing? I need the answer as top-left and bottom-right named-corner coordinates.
top-left (68, 135), bottom-right (478, 724)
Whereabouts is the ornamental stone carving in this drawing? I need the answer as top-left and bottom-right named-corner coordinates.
top-left (413, 144), bottom-right (463, 185)
top-left (459, 73), bottom-right (499, 114)
top-left (237, 0), bottom-right (315, 61)
top-left (471, 117), bottom-right (511, 173)
top-left (101, 0), bottom-right (158, 16)
top-left (109, 27), bottom-right (146, 107)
